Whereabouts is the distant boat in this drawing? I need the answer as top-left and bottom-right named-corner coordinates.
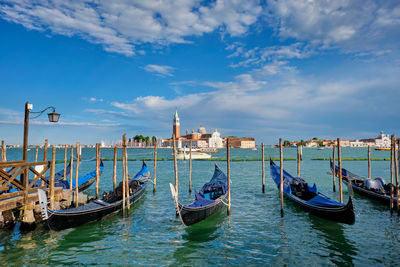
top-left (199, 147), bottom-right (218, 153)
top-left (374, 147), bottom-right (396, 151)
top-left (252, 147), bottom-right (257, 151)
top-left (178, 147), bottom-right (218, 153)
top-left (175, 151), bottom-right (211, 160)
top-left (318, 147), bottom-right (324, 150)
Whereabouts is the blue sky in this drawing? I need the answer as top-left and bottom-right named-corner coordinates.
top-left (0, 0), bottom-right (399, 145)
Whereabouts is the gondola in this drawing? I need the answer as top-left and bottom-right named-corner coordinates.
top-left (330, 160), bottom-right (395, 205)
top-left (169, 164), bottom-right (228, 226)
top-left (51, 160), bottom-right (104, 192)
top-left (38, 161), bottom-right (150, 231)
top-left (270, 159), bottom-right (355, 224)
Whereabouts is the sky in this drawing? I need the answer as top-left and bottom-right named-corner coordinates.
top-left (0, 0), bottom-right (399, 145)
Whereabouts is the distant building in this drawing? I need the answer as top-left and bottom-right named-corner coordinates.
top-left (360, 131), bottom-right (391, 148)
top-left (162, 109), bottom-right (255, 148)
top-left (224, 137), bottom-right (255, 148)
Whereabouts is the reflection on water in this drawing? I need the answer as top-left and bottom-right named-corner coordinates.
top-left (309, 216), bottom-right (357, 266)
top-left (173, 210), bottom-right (226, 265)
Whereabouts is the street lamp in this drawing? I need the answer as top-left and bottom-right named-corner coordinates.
top-left (23, 102), bottom-right (60, 162)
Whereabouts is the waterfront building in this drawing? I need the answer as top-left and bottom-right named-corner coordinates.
top-left (162, 109), bottom-right (254, 148)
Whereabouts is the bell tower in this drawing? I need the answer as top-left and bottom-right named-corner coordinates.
top-left (173, 108), bottom-right (180, 138)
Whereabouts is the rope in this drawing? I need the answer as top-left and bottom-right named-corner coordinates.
top-left (221, 199), bottom-right (230, 206)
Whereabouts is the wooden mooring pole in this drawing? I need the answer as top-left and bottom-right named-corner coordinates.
top-left (397, 140), bottom-right (400, 214)
top-left (297, 144), bottom-right (300, 177)
top-left (63, 145), bottom-right (67, 180)
top-left (50, 146), bottom-right (56, 210)
top-left (332, 145), bottom-right (336, 192)
top-left (34, 146), bottom-right (38, 162)
top-left (122, 134), bottom-right (127, 214)
top-left (1, 140), bottom-right (6, 162)
top-left (337, 138), bottom-right (343, 204)
top-left (42, 139), bottom-right (48, 186)
top-left (95, 143), bottom-right (100, 199)
top-left (173, 134), bottom-right (178, 196)
top-left (368, 145), bottom-right (371, 179)
top-left (113, 145), bottom-right (117, 190)
top-left (300, 145), bottom-right (303, 161)
top-left (390, 135), bottom-right (395, 213)
top-left (153, 141), bottom-right (157, 193)
top-left (125, 145), bottom-right (130, 212)
top-left (262, 143), bottom-right (265, 193)
top-left (75, 142), bottom-right (80, 208)
top-left (189, 140), bottom-right (192, 193)
top-left (279, 138), bottom-right (284, 217)
top-left (69, 145), bottom-right (74, 191)
top-left (227, 138), bottom-right (231, 215)
top-left (394, 139), bottom-right (399, 213)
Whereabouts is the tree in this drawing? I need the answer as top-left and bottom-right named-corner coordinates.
top-left (152, 136), bottom-right (157, 146)
top-left (318, 140), bottom-right (324, 147)
top-left (283, 140), bottom-right (291, 147)
top-left (312, 137), bottom-right (318, 140)
top-left (145, 136), bottom-right (150, 147)
top-left (134, 135), bottom-right (144, 142)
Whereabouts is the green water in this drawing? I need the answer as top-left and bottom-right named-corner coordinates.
top-left (1, 147), bottom-right (399, 265)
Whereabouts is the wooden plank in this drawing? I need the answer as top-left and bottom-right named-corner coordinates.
top-left (0, 161), bottom-right (48, 168)
top-left (0, 187), bottom-right (63, 212)
top-left (27, 165), bottom-right (49, 188)
top-left (0, 167), bottom-right (25, 190)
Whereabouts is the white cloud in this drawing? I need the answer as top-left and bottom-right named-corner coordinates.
top-left (0, 0), bottom-right (262, 56)
top-left (265, 0), bottom-right (400, 53)
top-left (228, 43), bottom-right (314, 68)
top-left (89, 97), bottom-right (103, 102)
top-left (143, 64), bottom-right (175, 77)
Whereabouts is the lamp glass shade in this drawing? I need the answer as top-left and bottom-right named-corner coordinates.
top-left (47, 112), bottom-right (60, 122)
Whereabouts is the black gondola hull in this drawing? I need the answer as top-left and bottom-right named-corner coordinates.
top-left (178, 193), bottom-right (228, 226)
top-left (270, 159), bottom-right (355, 225)
top-left (46, 183), bottom-right (147, 231)
top-left (330, 161), bottom-right (395, 206)
top-left (342, 179), bottom-right (393, 205)
top-left (284, 193), bottom-right (355, 224)
top-left (77, 178), bottom-right (96, 192)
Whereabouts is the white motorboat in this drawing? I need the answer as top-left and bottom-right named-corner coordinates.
top-left (175, 151), bottom-right (211, 160)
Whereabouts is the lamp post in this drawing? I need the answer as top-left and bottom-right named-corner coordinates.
top-left (22, 101), bottom-right (60, 162)
top-left (22, 101), bottom-right (60, 185)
